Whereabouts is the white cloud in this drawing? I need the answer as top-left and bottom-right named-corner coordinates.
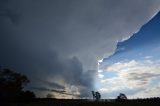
top-left (131, 86), bottom-right (160, 98)
top-left (106, 60), bottom-right (138, 72)
top-left (98, 59), bottom-right (160, 98)
top-left (145, 56), bottom-right (152, 59)
top-left (98, 69), bottom-right (103, 73)
top-left (98, 73), bottom-right (104, 78)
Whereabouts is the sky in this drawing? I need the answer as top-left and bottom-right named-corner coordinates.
top-left (97, 11), bottom-right (160, 98)
top-left (0, 0), bottom-right (160, 99)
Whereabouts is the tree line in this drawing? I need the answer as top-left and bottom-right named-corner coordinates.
top-left (0, 68), bottom-right (35, 102)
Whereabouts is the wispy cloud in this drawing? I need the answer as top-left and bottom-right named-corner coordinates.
top-left (98, 59), bottom-right (160, 98)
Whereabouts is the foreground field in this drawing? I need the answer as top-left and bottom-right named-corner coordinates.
top-left (2, 99), bottom-right (160, 106)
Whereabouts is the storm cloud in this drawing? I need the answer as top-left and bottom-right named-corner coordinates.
top-left (0, 0), bottom-right (160, 98)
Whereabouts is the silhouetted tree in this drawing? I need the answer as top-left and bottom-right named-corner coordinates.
top-left (91, 91), bottom-right (101, 101)
top-left (91, 91), bottom-right (96, 100)
top-left (0, 68), bottom-right (30, 100)
top-left (95, 91), bottom-right (101, 101)
top-left (116, 93), bottom-right (127, 102)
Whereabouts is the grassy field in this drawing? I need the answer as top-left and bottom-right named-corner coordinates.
top-left (2, 99), bottom-right (160, 106)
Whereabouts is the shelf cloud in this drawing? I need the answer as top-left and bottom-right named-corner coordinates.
top-left (0, 0), bottom-right (160, 98)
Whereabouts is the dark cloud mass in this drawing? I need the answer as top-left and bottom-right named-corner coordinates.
top-left (0, 0), bottom-right (160, 98)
